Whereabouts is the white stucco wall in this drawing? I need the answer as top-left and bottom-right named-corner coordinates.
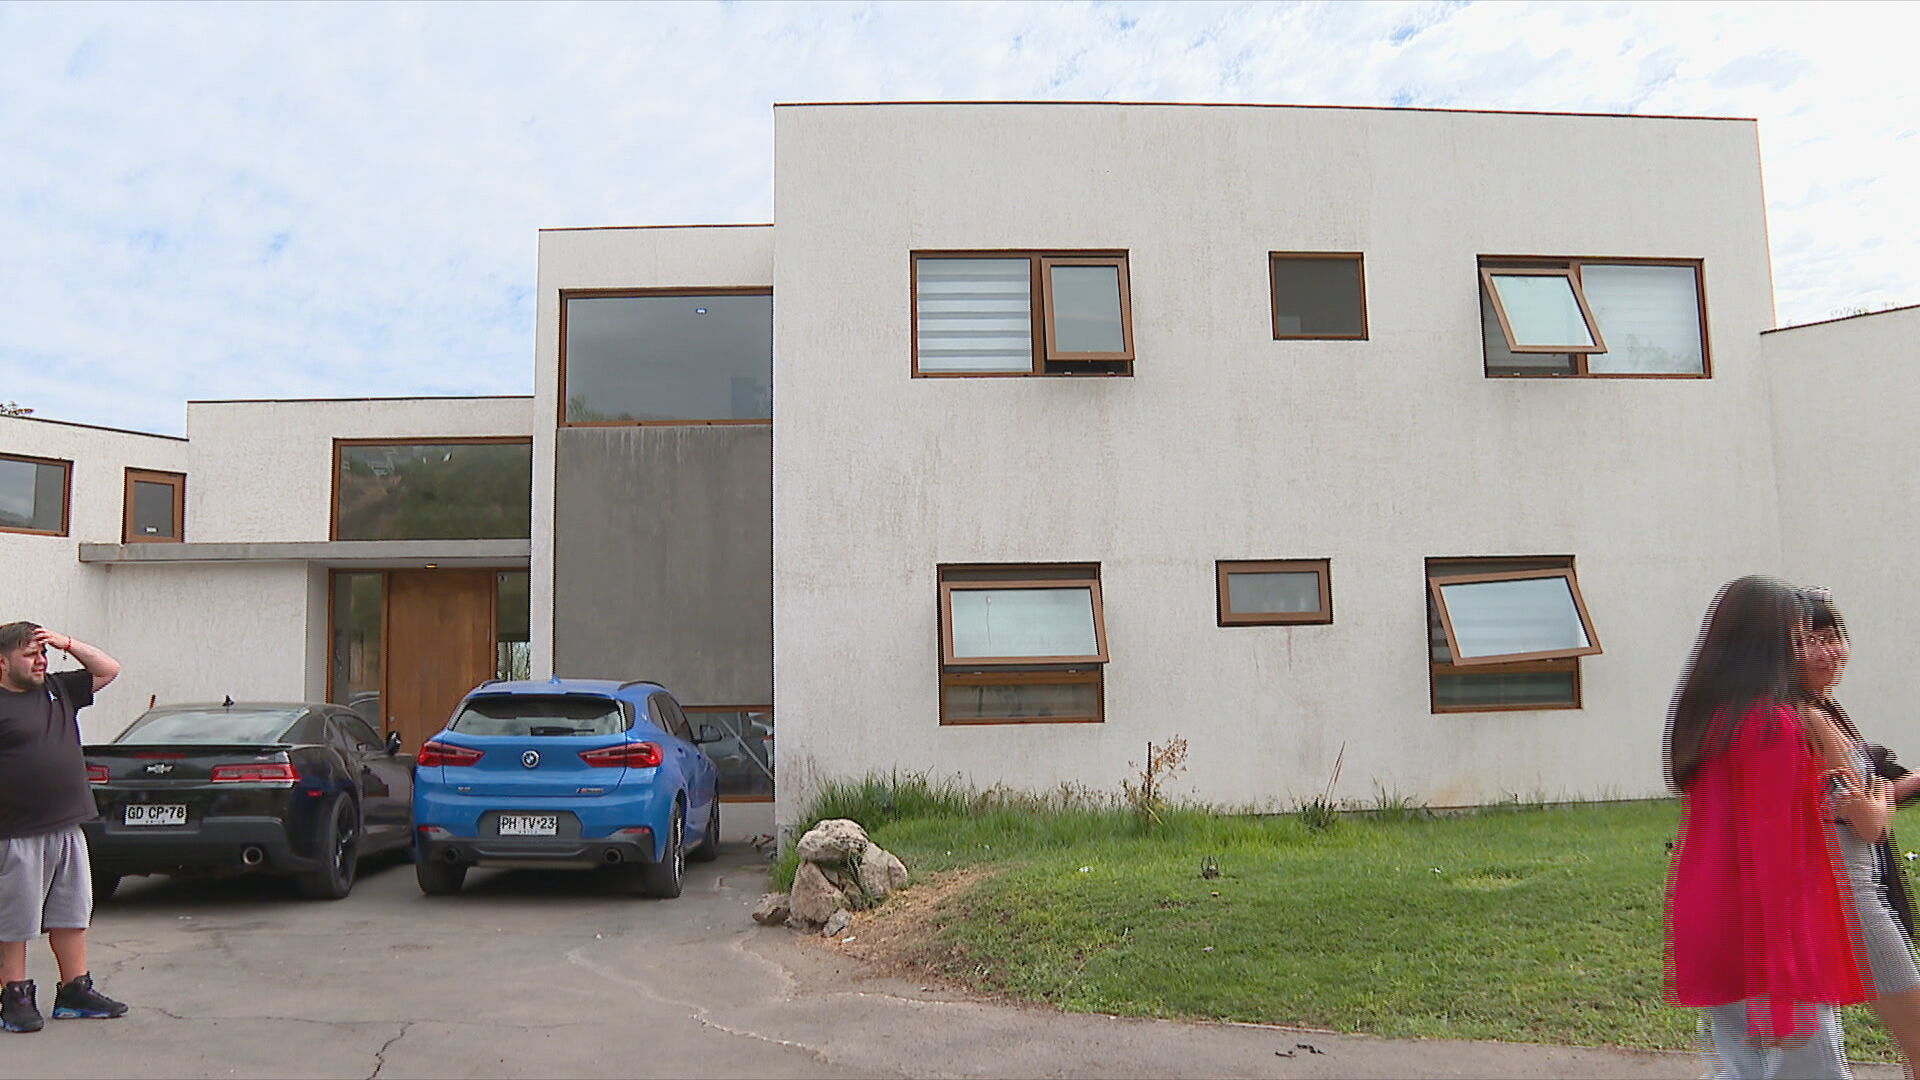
top-left (186, 396), bottom-right (533, 543)
top-left (531, 226), bottom-right (774, 678)
top-left (0, 416), bottom-right (191, 738)
top-left (1767, 306), bottom-right (1920, 756)
top-left (771, 103), bottom-right (1782, 826)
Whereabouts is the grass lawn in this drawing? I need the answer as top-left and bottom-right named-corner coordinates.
top-left (776, 780), bottom-right (1920, 1063)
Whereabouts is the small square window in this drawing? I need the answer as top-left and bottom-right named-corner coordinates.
top-left (0, 453), bottom-right (71, 537)
top-left (123, 469), bottom-right (185, 543)
top-left (937, 564), bottom-right (1107, 725)
top-left (1217, 559), bottom-right (1332, 625)
top-left (913, 252), bottom-right (1133, 377)
top-left (1269, 254), bottom-right (1367, 340)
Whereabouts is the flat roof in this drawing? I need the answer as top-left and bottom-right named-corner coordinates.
top-left (0, 413), bottom-right (187, 442)
top-left (1762, 304), bottom-right (1920, 335)
top-left (538, 223), bottom-right (772, 233)
top-left (187, 394), bottom-right (532, 405)
top-left (771, 100), bottom-right (1756, 123)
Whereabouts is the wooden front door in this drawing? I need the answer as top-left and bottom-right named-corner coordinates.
top-left (384, 569), bottom-right (495, 754)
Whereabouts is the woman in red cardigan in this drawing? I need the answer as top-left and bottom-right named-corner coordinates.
top-left (1666, 575), bottom-right (1871, 1078)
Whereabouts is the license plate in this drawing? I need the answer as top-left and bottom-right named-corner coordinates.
top-left (498, 814), bottom-right (557, 837)
top-left (124, 804), bottom-right (186, 826)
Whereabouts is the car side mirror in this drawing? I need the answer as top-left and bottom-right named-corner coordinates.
top-left (695, 723), bottom-right (723, 745)
top-left (386, 731), bottom-right (403, 756)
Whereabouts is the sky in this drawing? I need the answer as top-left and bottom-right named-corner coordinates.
top-left (2, 0), bottom-right (1916, 436)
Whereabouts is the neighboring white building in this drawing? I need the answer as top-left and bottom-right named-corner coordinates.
top-left (5, 101), bottom-right (1913, 838)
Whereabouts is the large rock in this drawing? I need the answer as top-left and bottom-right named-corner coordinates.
top-left (788, 859), bottom-right (851, 927)
top-left (750, 892), bottom-right (790, 926)
top-left (796, 819), bottom-right (871, 864)
top-left (857, 844), bottom-right (910, 900)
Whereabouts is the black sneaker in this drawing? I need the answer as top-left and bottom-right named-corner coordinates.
top-left (1, 980), bottom-right (43, 1033)
top-left (52, 973), bottom-right (126, 1019)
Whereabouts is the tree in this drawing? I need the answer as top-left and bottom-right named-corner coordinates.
top-left (0, 401), bottom-right (31, 417)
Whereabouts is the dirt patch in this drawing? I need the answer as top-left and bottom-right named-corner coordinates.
top-left (795, 866), bottom-right (995, 982)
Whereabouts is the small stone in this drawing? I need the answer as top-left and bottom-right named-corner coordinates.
top-left (751, 892), bottom-right (791, 926)
top-left (822, 909), bottom-right (852, 937)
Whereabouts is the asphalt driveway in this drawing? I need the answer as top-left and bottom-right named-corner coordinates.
top-left (4, 846), bottom-right (1897, 1079)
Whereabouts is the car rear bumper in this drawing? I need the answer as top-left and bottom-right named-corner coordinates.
top-left (80, 816), bottom-right (322, 874)
top-left (416, 831), bottom-right (658, 870)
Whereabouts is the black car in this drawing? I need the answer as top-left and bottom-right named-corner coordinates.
top-left (81, 702), bottom-right (414, 900)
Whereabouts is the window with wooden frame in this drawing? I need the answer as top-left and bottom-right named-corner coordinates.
top-left (1269, 253), bottom-right (1367, 340)
top-left (937, 564), bottom-right (1107, 724)
top-left (332, 438), bottom-right (532, 541)
top-left (122, 468), bottom-right (185, 543)
top-left (912, 251), bottom-right (1134, 376)
top-left (1426, 556), bottom-right (1600, 713)
top-left (1479, 257), bottom-right (1709, 377)
top-left (559, 288), bottom-right (772, 425)
top-left (0, 453), bottom-right (71, 537)
top-left (1217, 559), bottom-right (1332, 626)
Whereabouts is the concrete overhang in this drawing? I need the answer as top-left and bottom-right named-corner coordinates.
top-left (77, 540), bottom-right (530, 569)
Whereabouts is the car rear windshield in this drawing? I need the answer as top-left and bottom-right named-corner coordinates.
top-left (448, 696), bottom-right (629, 737)
top-left (118, 708), bottom-right (304, 745)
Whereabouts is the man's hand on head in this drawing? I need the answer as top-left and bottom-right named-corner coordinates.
top-left (31, 629), bottom-right (73, 654)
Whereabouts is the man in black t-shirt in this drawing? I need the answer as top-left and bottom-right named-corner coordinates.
top-left (0, 621), bottom-right (127, 1033)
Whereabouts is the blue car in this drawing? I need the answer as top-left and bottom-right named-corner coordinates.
top-left (411, 678), bottom-right (721, 898)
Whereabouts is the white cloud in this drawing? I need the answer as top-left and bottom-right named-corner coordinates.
top-left (1, 0), bottom-right (1915, 434)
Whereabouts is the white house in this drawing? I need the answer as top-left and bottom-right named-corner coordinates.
top-left (5, 101), bottom-right (1913, 841)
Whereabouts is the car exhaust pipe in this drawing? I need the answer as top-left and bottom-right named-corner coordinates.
top-left (602, 849), bottom-right (623, 865)
top-left (240, 846), bottom-right (265, 867)
top-left (441, 847), bottom-right (461, 864)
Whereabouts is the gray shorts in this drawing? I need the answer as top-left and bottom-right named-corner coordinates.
top-left (0, 826), bottom-right (93, 941)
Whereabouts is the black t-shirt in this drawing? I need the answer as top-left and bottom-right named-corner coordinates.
top-left (0, 670), bottom-right (98, 840)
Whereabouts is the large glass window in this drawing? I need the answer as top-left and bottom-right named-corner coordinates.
top-left (1426, 557), bottom-right (1598, 713)
top-left (1269, 253), bottom-right (1368, 339)
top-left (1479, 258), bottom-right (1707, 377)
top-left (560, 291), bottom-right (772, 424)
top-left (329, 571), bottom-right (384, 730)
top-left (913, 251), bottom-right (1133, 376)
top-left (937, 565), bottom-right (1107, 725)
top-left (333, 440), bottom-right (531, 541)
top-left (0, 453), bottom-right (70, 536)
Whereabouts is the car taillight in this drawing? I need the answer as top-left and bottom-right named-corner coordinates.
top-left (209, 762), bottom-right (300, 783)
top-left (87, 764), bottom-right (109, 784)
top-left (580, 742), bottom-right (663, 768)
top-left (416, 741), bottom-right (485, 768)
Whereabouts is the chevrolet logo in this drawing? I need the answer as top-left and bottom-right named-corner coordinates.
top-left (143, 762), bottom-right (174, 775)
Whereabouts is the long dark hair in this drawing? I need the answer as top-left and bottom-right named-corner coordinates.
top-left (1665, 575), bottom-right (1807, 791)
top-left (1795, 588), bottom-right (1862, 743)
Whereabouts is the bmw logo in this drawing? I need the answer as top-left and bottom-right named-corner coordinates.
top-left (521, 749), bottom-right (540, 769)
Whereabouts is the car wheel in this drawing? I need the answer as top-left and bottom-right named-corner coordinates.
top-left (91, 871), bottom-right (121, 903)
top-left (688, 800), bottom-right (721, 863)
top-left (634, 801), bottom-right (685, 898)
top-left (296, 797), bottom-right (360, 900)
top-left (415, 853), bottom-right (466, 896)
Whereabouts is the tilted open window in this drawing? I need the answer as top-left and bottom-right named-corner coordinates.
top-left (0, 453), bottom-right (71, 537)
top-left (1427, 557), bottom-right (1599, 712)
top-left (937, 565), bottom-right (1107, 724)
top-left (913, 252), bottom-right (1133, 376)
top-left (1479, 257), bottom-right (1708, 377)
